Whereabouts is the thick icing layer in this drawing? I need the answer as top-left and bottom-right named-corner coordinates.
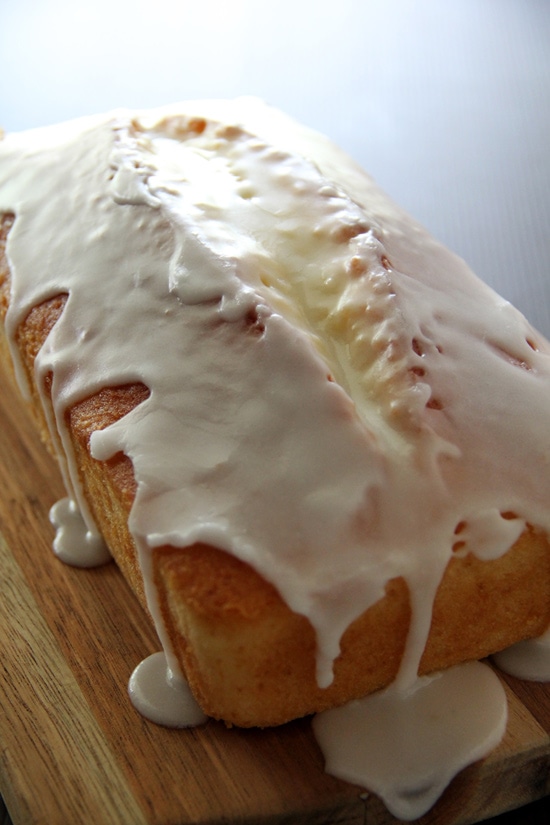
top-left (1, 98), bottom-right (549, 815)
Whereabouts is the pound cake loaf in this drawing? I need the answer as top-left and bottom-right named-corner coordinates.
top-left (1, 99), bottom-right (550, 728)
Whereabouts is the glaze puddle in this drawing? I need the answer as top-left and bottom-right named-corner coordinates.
top-left (312, 661), bottom-right (508, 821)
top-left (128, 651), bottom-right (207, 728)
top-left (49, 497), bottom-right (111, 568)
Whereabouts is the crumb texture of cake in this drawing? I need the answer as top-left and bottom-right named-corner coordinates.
top-left (1, 98), bottom-right (550, 728)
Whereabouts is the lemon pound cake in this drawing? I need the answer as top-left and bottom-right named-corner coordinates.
top-left (1, 99), bottom-right (550, 733)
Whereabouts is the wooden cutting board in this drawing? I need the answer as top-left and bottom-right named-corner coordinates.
top-left (1, 356), bottom-right (549, 825)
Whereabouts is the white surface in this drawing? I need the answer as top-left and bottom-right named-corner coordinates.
top-left (1, 0), bottom-right (549, 334)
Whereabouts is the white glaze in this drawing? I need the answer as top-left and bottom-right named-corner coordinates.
top-left (49, 497), bottom-right (111, 568)
top-left (493, 626), bottom-right (550, 681)
top-left (1, 99), bottom-right (549, 815)
top-left (313, 661), bottom-right (508, 821)
top-left (128, 651), bottom-right (207, 728)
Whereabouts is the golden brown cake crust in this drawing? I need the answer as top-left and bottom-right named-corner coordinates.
top-left (2, 210), bottom-right (550, 727)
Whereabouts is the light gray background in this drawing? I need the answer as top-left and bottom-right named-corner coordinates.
top-left (1, 0), bottom-right (549, 334)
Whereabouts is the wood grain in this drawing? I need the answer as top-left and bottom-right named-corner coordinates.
top-left (0, 354), bottom-right (549, 824)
